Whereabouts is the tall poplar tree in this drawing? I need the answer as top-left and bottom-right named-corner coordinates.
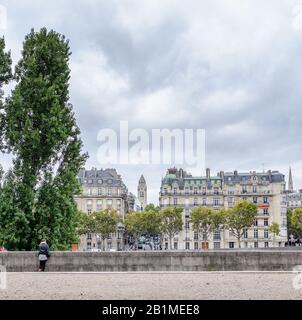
top-left (0, 29), bottom-right (87, 250)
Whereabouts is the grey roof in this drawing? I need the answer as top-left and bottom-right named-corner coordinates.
top-left (77, 167), bottom-right (128, 192)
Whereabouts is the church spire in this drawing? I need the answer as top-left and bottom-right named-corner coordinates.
top-left (288, 166), bottom-right (294, 192)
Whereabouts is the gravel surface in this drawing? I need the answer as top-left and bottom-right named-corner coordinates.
top-left (0, 272), bottom-right (302, 300)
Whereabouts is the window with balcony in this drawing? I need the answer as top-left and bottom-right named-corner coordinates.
top-left (263, 208), bottom-right (269, 215)
top-left (253, 197), bottom-right (258, 204)
top-left (252, 186), bottom-right (257, 193)
top-left (214, 198), bottom-right (219, 206)
top-left (214, 242), bottom-right (220, 249)
top-left (194, 198), bottom-right (198, 206)
top-left (263, 196), bottom-right (268, 204)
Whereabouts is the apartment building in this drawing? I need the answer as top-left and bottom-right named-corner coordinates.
top-left (159, 167), bottom-right (287, 249)
top-left (75, 167), bottom-right (129, 251)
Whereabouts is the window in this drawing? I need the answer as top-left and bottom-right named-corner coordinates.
top-left (228, 197), bottom-right (233, 204)
top-left (173, 188), bottom-right (177, 195)
top-left (253, 186), bottom-right (257, 193)
top-left (264, 242), bottom-right (269, 248)
top-left (97, 242), bottom-right (102, 250)
top-left (202, 198), bottom-right (206, 206)
top-left (185, 220), bottom-right (190, 230)
top-left (229, 242), bottom-right (234, 249)
top-left (214, 198), bottom-right (219, 206)
top-left (264, 229), bottom-right (269, 239)
top-left (173, 197), bottom-right (178, 206)
top-left (87, 233), bottom-right (92, 240)
top-left (106, 199), bottom-right (112, 207)
top-left (264, 218), bottom-right (268, 226)
top-left (185, 242), bottom-right (190, 250)
top-left (107, 188), bottom-right (112, 196)
top-left (202, 187), bottom-right (206, 195)
top-left (194, 242), bottom-right (198, 250)
top-left (165, 243), bottom-right (168, 250)
top-left (87, 209), bottom-right (92, 214)
top-left (98, 188), bottom-right (102, 195)
top-left (244, 242), bottom-right (248, 248)
top-left (194, 231), bottom-right (198, 240)
top-left (87, 242), bottom-right (91, 250)
top-left (253, 197), bottom-right (258, 204)
top-left (214, 187), bottom-right (219, 195)
top-left (213, 230), bottom-right (221, 240)
top-left (243, 228), bottom-right (248, 239)
top-left (185, 187), bottom-right (189, 195)
top-left (194, 187), bottom-right (198, 195)
top-left (174, 242), bottom-right (178, 250)
top-left (264, 208), bottom-right (269, 215)
top-left (254, 229), bottom-right (258, 239)
top-left (194, 198), bottom-right (198, 206)
top-left (254, 220), bottom-right (258, 227)
top-left (263, 197), bottom-right (268, 204)
top-left (96, 200), bottom-right (102, 210)
top-left (214, 242), bottom-right (220, 249)
top-left (254, 242), bottom-right (258, 248)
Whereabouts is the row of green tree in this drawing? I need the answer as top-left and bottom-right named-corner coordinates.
top-left (0, 29), bottom-right (87, 250)
top-left (79, 201), bottom-right (283, 249)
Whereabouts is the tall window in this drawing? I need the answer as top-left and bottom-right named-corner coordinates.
top-left (202, 198), bottom-right (206, 206)
top-left (264, 218), bottom-right (268, 226)
top-left (173, 197), bottom-right (178, 206)
top-left (214, 242), bottom-right (220, 249)
top-left (194, 242), bottom-right (198, 250)
top-left (229, 242), bottom-right (234, 248)
top-left (194, 187), bottom-right (198, 195)
top-left (214, 198), bottom-right (219, 206)
top-left (254, 229), bottom-right (258, 239)
top-left (98, 188), bottom-right (102, 195)
top-left (264, 229), bottom-right (269, 239)
top-left (243, 228), bottom-right (248, 239)
top-left (264, 208), bottom-right (269, 215)
top-left (185, 220), bottom-right (190, 230)
top-left (194, 198), bottom-right (198, 206)
top-left (254, 220), bottom-right (258, 227)
top-left (185, 242), bottom-right (190, 250)
top-left (107, 188), bottom-right (112, 196)
top-left (173, 188), bottom-right (177, 195)
top-left (253, 197), bottom-right (258, 204)
top-left (213, 229), bottom-right (221, 240)
top-left (263, 196), bottom-right (268, 204)
top-left (194, 231), bottom-right (198, 240)
top-left (174, 242), bottom-right (178, 250)
top-left (252, 186), bottom-right (257, 193)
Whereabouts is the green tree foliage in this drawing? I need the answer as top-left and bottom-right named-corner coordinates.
top-left (269, 222), bottom-right (280, 247)
top-left (226, 201), bottom-right (258, 248)
top-left (79, 209), bottom-right (118, 251)
top-left (0, 29), bottom-right (87, 250)
top-left (290, 208), bottom-right (302, 237)
top-left (190, 207), bottom-right (227, 247)
top-left (160, 207), bottom-right (183, 250)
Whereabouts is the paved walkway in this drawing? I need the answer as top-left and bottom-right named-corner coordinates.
top-left (0, 272), bottom-right (302, 300)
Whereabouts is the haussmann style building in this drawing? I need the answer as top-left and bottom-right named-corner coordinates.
top-left (159, 167), bottom-right (287, 250)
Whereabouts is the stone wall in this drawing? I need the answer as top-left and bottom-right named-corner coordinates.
top-left (1, 250), bottom-right (302, 272)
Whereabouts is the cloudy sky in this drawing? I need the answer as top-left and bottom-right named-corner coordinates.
top-left (1, 0), bottom-right (302, 204)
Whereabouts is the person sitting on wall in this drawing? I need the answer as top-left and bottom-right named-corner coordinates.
top-left (38, 239), bottom-right (51, 272)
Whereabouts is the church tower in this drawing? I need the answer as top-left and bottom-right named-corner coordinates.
top-left (288, 166), bottom-right (294, 192)
top-left (137, 175), bottom-right (147, 211)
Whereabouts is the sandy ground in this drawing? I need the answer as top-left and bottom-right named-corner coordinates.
top-left (0, 272), bottom-right (302, 300)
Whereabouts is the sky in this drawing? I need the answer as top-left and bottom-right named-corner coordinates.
top-left (0, 0), bottom-right (302, 204)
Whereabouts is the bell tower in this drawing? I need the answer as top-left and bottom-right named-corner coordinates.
top-left (137, 175), bottom-right (147, 211)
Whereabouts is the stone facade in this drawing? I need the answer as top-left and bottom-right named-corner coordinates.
top-left (74, 168), bottom-right (128, 251)
top-left (159, 168), bottom-right (287, 250)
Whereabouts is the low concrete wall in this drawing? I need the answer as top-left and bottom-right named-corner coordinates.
top-left (1, 250), bottom-right (302, 272)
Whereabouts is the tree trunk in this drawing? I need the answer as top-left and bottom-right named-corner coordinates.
top-left (102, 237), bottom-right (106, 251)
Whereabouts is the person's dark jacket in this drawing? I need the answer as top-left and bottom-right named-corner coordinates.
top-left (38, 242), bottom-right (50, 258)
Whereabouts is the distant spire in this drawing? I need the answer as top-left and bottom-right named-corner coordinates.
top-left (288, 166), bottom-right (294, 192)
